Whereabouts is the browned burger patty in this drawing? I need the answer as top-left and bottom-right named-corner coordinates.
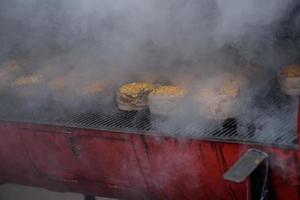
top-left (148, 85), bottom-right (187, 115)
top-left (193, 73), bottom-right (242, 120)
top-left (12, 74), bottom-right (46, 98)
top-left (0, 59), bottom-right (30, 92)
top-left (280, 64), bottom-right (300, 77)
top-left (117, 82), bottom-right (157, 111)
top-left (278, 64), bottom-right (300, 95)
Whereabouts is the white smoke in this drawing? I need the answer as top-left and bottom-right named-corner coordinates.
top-left (0, 0), bottom-right (298, 140)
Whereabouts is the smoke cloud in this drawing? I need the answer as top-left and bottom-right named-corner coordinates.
top-left (0, 0), bottom-right (298, 142)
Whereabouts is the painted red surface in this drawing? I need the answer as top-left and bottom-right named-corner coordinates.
top-left (0, 117), bottom-right (299, 199)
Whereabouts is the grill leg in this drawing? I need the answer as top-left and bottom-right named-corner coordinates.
top-left (84, 194), bottom-right (96, 200)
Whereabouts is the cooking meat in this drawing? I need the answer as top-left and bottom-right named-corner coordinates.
top-left (278, 64), bottom-right (300, 95)
top-left (148, 85), bottom-right (187, 115)
top-left (0, 59), bottom-right (29, 91)
top-left (280, 64), bottom-right (300, 77)
top-left (12, 74), bottom-right (46, 98)
top-left (194, 73), bottom-right (242, 120)
top-left (117, 82), bottom-right (157, 111)
top-left (13, 74), bottom-right (45, 87)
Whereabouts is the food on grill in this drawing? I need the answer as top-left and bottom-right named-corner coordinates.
top-left (278, 64), bottom-right (300, 95)
top-left (280, 64), bottom-right (300, 77)
top-left (12, 74), bottom-right (46, 98)
top-left (194, 73), bottom-right (241, 120)
top-left (13, 74), bottom-right (45, 87)
top-left (148, 85), bottom-right (187, 115)
top-left (0, 59), bottom-right (29, 91)
top-left (117, 82), bottom-right (157, 111)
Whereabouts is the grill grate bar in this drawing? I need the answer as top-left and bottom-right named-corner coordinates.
top-left (0, 109), bottom-right (297, 148)
top-left (0, 92), bottom-right (297, 148)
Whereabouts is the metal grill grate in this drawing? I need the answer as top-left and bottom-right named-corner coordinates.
top-left (52, 110), bottom-right (298, 148)
top-left (0, 88), bottom-right (298, 149)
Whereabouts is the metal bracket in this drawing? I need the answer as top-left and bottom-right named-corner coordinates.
top-left (223, 149), bottom-right (268, 183)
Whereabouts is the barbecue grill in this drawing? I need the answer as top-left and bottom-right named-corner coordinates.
top-left (1, 1), bottom-right (300, 200)
top-left (0, 82), bottom-right (299, 200)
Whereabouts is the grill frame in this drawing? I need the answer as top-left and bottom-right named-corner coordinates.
top-left (0, 99), bottom-right (299, 200)
top-left (0, 80), bottom-right (298, 149)
top-left (0, 103), bottom-right (298, 149)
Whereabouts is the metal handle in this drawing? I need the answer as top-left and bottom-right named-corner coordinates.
top-left (223, 148), bottom-right (268, 183)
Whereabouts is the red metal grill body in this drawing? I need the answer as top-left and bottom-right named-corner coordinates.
top-left (0, 104), bottom-right (299, 200)
top-left (0, 122), bottom-right (300, 199)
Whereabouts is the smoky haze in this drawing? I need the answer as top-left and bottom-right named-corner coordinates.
top-left (0, 0), bottom-right (293, 65)
top-left (0, 0), bottom-right (298, 141)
